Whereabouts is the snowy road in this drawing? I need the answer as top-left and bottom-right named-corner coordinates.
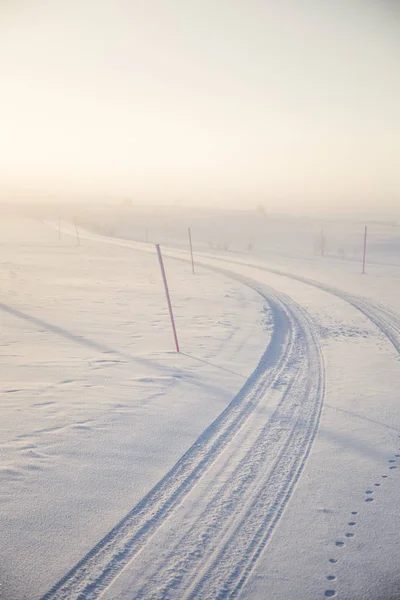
top-left (113, 295), bottom-right (323, 600)
top-left (3, 219), bottom-right (400, 600)
top-left (41, 261), bottom-right (325, 600)
top-left (39, 222), bottom-right (400, 600)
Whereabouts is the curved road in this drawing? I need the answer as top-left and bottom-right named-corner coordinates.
top-left (40, 224), bottom-right (400, 600)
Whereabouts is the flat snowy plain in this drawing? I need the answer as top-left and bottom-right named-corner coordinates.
top-left (1, 211), bottom-right (400, 600)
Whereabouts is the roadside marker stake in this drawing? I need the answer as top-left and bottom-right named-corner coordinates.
top-left (188, 227), bottom-right (195, 274)
top-left (156, 244), bottom-right (180, 353)
top-left (362, 225), bottom-right (368, 274)
top-left (74, 217), bottom-right (80, 246)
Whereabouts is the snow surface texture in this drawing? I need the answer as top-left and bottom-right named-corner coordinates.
top-left (3, 212), bottom-right (400, 600)
top-left (0, 218), bottom-right (270, 600)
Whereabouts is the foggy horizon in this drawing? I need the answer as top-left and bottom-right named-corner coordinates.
top-left (1, 1), bottom-right (399, 213)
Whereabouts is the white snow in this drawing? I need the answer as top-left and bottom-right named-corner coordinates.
top-left (2, 209), bottom-right (400, 600)
top-left (0, 217), bottom-right (270, 600)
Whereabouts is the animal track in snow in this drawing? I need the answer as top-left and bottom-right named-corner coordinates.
top-left (323, 445), bottom-right (400, 598)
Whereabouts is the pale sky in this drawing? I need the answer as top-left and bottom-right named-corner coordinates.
top-left (1, 0), bottom-right (399, 210)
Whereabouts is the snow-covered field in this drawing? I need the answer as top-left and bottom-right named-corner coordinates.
top-left (2, 209), bottom-right (400, 600)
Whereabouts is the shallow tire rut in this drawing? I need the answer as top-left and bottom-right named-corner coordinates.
top-left (129, 300), bottom-right (324, 600)
top-left (41, 277), bottom-right (312, 600)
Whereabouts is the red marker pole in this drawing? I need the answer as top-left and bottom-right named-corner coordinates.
top-left (362, 225), bottom-right (368, 274)
top-left (156, 244), bottom-right (180, 352)
top-left (188, 227), bottom-right (195, 274)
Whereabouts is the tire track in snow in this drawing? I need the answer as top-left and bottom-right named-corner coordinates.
top-left (128, 300), bottom-right (324, 600)
top-left (93, 243), bottom-right (400, 600)
top-left (42, 224), bottom-right (400, 599)
top-left (184, 252), bottom-right (400, 355)
top-left (41, 272), bottom-right (312, 600)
